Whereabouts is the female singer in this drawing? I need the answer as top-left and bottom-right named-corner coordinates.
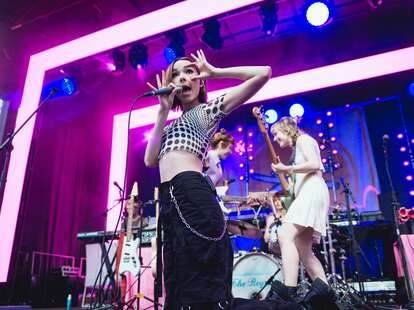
top-left (144, 50), bottom-right (271, 309)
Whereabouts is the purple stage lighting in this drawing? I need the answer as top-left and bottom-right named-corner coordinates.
top-left (401, 147), bottom-right (407, 152)
top-left (328, 122), bottom-right (334, 128)
top-left (326, 111), bottom-right (332, 116)
top-left (397, 133), bottom-right (403, 139)
top-left (316, 119), bottom-right (322, 125)
top-left (318, 132), bottom-right (324, 137)
top-left (404, 161), bottom-right (409, 166)
top-left (407, 175), bottom-right (413, 181)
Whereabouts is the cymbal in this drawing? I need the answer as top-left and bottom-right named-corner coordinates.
top-left (227, 220), bottom-right (262, 239)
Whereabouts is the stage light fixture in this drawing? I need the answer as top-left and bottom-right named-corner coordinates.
top-left (367, 0), bottom-right (383, 9)
top-left (202, 19), bottom-right (223, 49)
top-left (164, 30), bottom-right (186, 64)
top-left (264, 109), bottom-right (278, 124)
top-left (42, 77), bottom-right (77, 99)
top-left (304, 1), bottom-right (333, 27)
top-left (289, 103), bottom-right (305, 117)
top-left (259, 0), bottom-right (278, 36)
top-left (112, 49), bottom-right (125, 72)
top-left (128, 43), bottom-right (148, 69)
top-left (408, 82), bottom-right (414, 96)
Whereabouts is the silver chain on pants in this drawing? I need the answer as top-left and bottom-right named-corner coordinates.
top-left (169, 185), bottom-right (227, 242)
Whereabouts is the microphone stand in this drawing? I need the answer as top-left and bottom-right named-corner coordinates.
top-left (0, 88), bottom-right (57, 194)
top-left (383, 136), bottom-right (414, 309)
top-left (339, 177), bottom-right (366, 300)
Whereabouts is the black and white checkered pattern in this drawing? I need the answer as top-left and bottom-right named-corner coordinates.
top-left (158, 94), bottom-right (227, 161)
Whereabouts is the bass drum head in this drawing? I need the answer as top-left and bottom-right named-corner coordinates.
top-left (232, 252), bottom-right (283, 300)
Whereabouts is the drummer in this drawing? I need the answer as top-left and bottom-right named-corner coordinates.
top-left (248, 191), bottom-right (287, 254)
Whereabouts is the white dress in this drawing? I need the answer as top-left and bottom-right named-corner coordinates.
top-left (283, 135), bottom-right (330, 240)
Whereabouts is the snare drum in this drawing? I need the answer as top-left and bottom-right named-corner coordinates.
top-left (232, 252), bottom-right (283, 300)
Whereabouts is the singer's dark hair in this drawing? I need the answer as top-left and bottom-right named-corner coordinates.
top-left (165, 57), bottom-right (207, 111)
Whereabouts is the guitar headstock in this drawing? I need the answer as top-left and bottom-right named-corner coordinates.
top-left (252, 106), bottom-right (269, 134)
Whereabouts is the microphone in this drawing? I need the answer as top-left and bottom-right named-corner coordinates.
top-left (383, 134), bottom-right (389, 157)
top-left (143, 86), bottom-right (183, 97)
top-left (113, 181), bottom-right (124, 193)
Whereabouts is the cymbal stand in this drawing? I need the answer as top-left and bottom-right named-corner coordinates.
top-left (324, 139), bottom-right (341, 286)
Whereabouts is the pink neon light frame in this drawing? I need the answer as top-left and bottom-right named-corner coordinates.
top-left (1, 0), bottom-right (414, 283)
top-left (0, 0), bottom-right (265, 283)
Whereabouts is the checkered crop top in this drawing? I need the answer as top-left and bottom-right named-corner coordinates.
top-left (158, 94), bottom-right (227, 161)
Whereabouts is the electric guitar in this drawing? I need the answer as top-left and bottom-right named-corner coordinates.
top-left (252, 106), bottom-right (294, 209)
top-left (119, 182), bottom-right (141, 277)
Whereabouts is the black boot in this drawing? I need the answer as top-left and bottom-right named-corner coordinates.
top-left (265, 281), bottom-right (301, 303)
top-left (301, 278), bottom-right (337, 310)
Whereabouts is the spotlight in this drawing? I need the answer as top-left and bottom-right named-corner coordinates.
top-left (304, 1), bottom-right (333, 28)
top-left (128, 43), bottom-right (148, 69)
top-left (408, 82), bottom-right (414, 97)
top-left (264, 109), bottom-right (278, 124)
top-left (202, 19), bottom-right (223, 49)
top-left (259, 0), bottom-right (279, 36)
top-left (42, 77), bottom-right (77, 99)
top-left (164, 30), bottom-right (186, 64)
top-left (289, 103), bottom-right (305, 117)
top-left (112, 49), bottom-right (125, 72)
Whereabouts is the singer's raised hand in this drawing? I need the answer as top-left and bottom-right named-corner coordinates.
top-left (146, 69), bottom-right (178, 112)
top-left (190, 49), bottom-right (217, 80)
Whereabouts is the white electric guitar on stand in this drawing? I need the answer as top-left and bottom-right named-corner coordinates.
top-left (119, 182), bottom-right (141, 277)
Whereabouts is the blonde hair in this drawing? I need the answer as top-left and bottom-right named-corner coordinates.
top-left (165, 57), bottom-right (207, 110)
top-left (211, 128), bottom-right (234, 149)
top-left (270, 116), bottom-right (302, 145)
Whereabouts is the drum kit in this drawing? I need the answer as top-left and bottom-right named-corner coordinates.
top-left (223, 196), bottom-right (313, 300)
top-left (222, 193), bottom-right (357, 302)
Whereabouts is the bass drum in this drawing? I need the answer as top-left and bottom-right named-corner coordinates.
top-left (232, 252), bottom-right (283, 300)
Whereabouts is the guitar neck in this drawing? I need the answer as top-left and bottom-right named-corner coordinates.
top-left (126, 208), bottom-right (133, 241)
top-left (262, 131), bottom-right (290, 192)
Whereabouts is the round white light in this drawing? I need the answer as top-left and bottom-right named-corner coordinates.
top-left (264, 109), bottom-right (278, 124)
top-left (306, 2), bottom-right (330, 27)
top-left (289, 103), bottom-right (305, 117)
